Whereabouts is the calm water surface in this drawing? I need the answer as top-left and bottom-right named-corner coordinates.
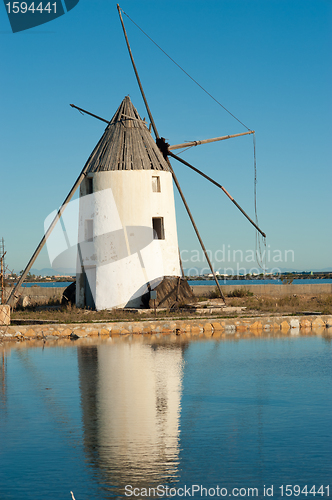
top-left (188, 279), bottom-right (332, 285)
top-left (0, 334), bottom-right (331, 500)
top-left (14, 278), bottom-right (332, 287)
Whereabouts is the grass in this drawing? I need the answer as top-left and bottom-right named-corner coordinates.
top-left (226, 293), bottom-right (332, 315)
top-left (11, 301), bottom-right (200, 324)
top-left (10, 293), bottom-right (332, 324)
top-left (207, 287), bottom-right (254, 299)
top-left (227, 288), bottom-right (254, 298)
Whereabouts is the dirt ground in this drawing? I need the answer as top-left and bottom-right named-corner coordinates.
top-left (10, 292), bottom-right (332, 324)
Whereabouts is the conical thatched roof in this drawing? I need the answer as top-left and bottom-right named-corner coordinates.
top-left (84, 96), bottom-right (170, 173)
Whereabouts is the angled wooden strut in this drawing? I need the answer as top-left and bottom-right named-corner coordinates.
top-left (70, 104), bottom-right (109, 124)
top-left (169, 131), bottom-right (255, 150)
top-left (6, 158), bottom-right (95, 308)
top-left (167, 150), bottom-right (266, 238)
top-left (117, 4), bottom-right (226, 302)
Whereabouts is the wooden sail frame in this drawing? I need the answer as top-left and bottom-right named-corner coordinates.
top-left (6, 4), bottom-right (267, 308)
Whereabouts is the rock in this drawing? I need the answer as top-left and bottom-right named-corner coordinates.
top-left (18, 296), bottom-right (30, 308)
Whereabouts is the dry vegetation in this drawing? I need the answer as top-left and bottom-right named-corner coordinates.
top-left (225, 293), bottom-right (332, 316)
top-left (9, 290), bottom-right (332, 324)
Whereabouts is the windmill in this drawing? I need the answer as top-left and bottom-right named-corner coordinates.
top-left (6, 5), bottom-right (265, 310)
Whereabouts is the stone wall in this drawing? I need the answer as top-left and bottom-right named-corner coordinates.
top-left (1, 314), bottom-right (331, 341)
top-left (4, 286), bottom-right (65, 305)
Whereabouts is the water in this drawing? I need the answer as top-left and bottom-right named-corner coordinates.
top-left (18, 282), bottom-right (73, 288)
top-left (188, 279), bottom-right (332, 286)
top-left (0, 333), bottom-right (331, 500)
top-left (13, 279), bottom-right (332, 288)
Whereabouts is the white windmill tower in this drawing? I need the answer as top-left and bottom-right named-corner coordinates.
top-left (75, 96), bottom-right (181, 310)
top-left (6, 4), bottom-right (266, 310)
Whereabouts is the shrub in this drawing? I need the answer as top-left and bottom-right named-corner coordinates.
top-left (227, 288), bottom-right (254, 298)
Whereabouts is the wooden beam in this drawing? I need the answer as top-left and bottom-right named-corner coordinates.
top-left (70, 104), bottom-right (109, 124)
top-left (6, 161), bottom-right (93, 308)
top-left (117, 4), bottom-right (226, 302)
top-left (168, 150), bottom-right (266, 238)
top-left (169, 131), bottom-right (254, 151)
top-left (117, 4), bottom-right (159, 140)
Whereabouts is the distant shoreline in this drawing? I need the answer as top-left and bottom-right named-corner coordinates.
top-left (6, 278), bottom-right (332, 288)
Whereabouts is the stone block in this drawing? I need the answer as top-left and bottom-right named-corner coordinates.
top-left (87, 329), bottom-right (99, 337)
top-left (203, 323), bottom-right (213, 332)
top-left (191, 326), bottom-right (201, 335)
top-left (312, 317), bottom-right (325, 329)
top-left (132, 324), bottom-right (143, 334)
top-left (211, 322), bottom-right (223, 331)
top-left (100, 328), bottom-right (110, 336)
top-left (151, 325), bottom-right (162, 333)
top-left (300, 319), bottom-right (311, 329)
top-left (25, 328), bottom-right (37, 337)
top-left (71, 329), bottom-right (87, 338)
top-left (120, 329), bottom-right (131, 335)
top-left (290, 319), bottom-right (300, 329)
top-left (280, 321), bottom-right (290, 332)
top-left (249, 321), bottom-right (263, 331)
top-left (110, 326), bottom-right (122, 335)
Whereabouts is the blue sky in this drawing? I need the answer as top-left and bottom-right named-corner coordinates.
top-left (1, 0), bottom-right (331, 274)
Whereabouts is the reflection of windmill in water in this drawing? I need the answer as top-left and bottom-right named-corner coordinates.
top-left (77, 339), bottom-right (186, 491)
top-left (6, 4), bottom-right (265, 310)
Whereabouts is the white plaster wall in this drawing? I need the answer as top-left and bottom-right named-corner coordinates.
top-left (93, 170), bottom-right (180, 274)
top-left (76, 171), bottom-right (181, 310)
top-left (96, 341), bottom-right (183, 481)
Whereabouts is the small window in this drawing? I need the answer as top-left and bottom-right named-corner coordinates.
top-left (152, 176), bottom-right (161, 192)
top-left (85, 219), bottom-right (93, 242)
top-left (152, 217), bottom-right (164, 239)
top-left (87, 177), bottom-right (93, 194)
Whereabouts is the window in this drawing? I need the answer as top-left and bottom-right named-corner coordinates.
top-left (85, 219), bottom-right (93, 242)
top-left (87, 177), bottom-right (93, 194)
top-left (152, 176), bottom-right (161, 192)
top-left (152, 217), bottom-right (164, 239)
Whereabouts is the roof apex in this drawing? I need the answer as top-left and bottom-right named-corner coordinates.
top-left (84, 96), bottom-right (170, 173)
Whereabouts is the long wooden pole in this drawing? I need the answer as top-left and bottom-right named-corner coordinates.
top-left (70, 104), bottom-right (109, 124)
top-left (117, 4), bottom-right (225, 301)
top-left (6, 164), bottom-right (91, 308)
top-left (117, 4), bottom-right (159, 139)
top-left (169, 167), bottom-right (226, 301)
top-left (169, 131), bottom-right (254, 150)
top-left (168, 151), bottom-right (266, 238)
top-left (0, 252), bottom-right (6, 305)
